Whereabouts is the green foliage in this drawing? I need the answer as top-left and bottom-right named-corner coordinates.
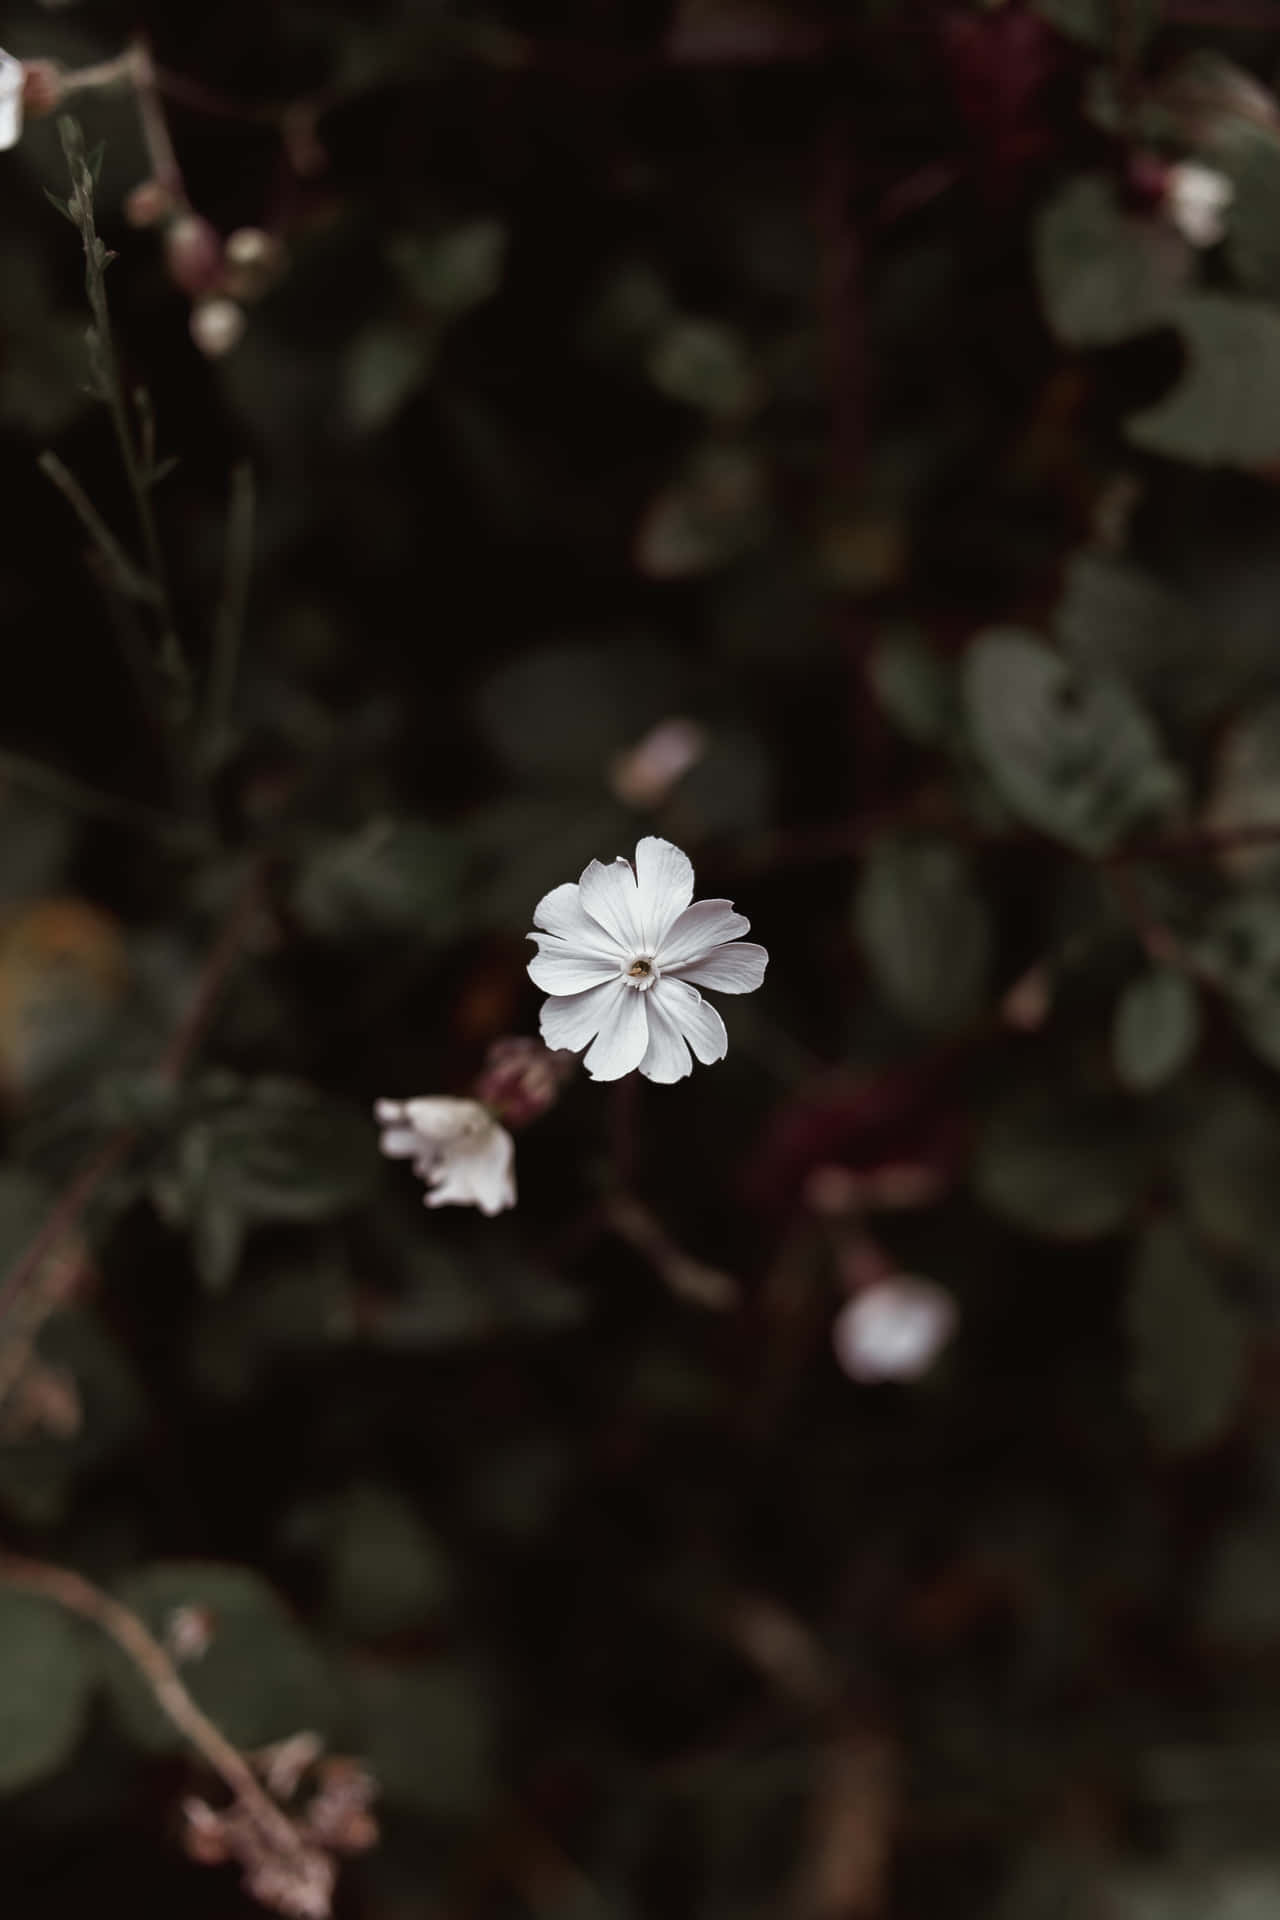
top-left (343, 1656), bottom-right (495, 1815)
top-left (1126, 1219), bottom-right (1246, 1454)
top-left (1112, 967), bottom-right (1200, 1092)
top-left (962, 629), bottom-right (1183, 854)
top-left (975, 1088), bottom-right (1150, 1238)
top-left (293, 817), bottom-right (465, 938)
top-left (1126, 296), bottom-right (1280, 466)
top-left (1034, 173), bottom-right (1187, 348)
top-left (853, 836), bottom-right (990, 1030)
top-left (289, 1482), bottom-right (456, 1638)
top-left (0, 1589), bottom-right (93, 1792)
top-left (104, 1563), bottom-right (337, 1752)
top-left (867, 627), bottom-right (956, 745)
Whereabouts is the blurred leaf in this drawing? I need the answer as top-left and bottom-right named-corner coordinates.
top-left (1216, 122), bottom-right (1280, 299)
top-left (389, 220), bottom-right (506, 316)
top-left (1112, 968), bottom-right (1200, 1092)
top-left (293, 817), bottom-right (465, 939)
top-left (975, 1088), bottom-right (1149, 1238)
top-left (342, 321), bottom-right (434, 434)
top-left (1034, 173), bottom-right (1187, 348)
top-left (1126, 1218), bottom-right (1246, 1454)
top-left (962, 628), bottom-right (1183, 854)
top-left (647, 318), bottom-right (760, 420)
top-left (853, 836), bottom-right (990, 1031)
top-left (104, 1562), bottom-right (337, 1753)
top-left (294, 1482), bottom-right (455, 1639)
top-left (1201, 1517), bottom-right (1280, 1648)
top-left (476, 641), bottom-right (687, 783)
top-left (1126, 295), bottom-right (1280, 467)
top-left (0, 1588), bottom-right (93, 1793)
top-left (1204, 700), bottom-right (1280, 881)
top-left (1031, 0), bottom-right (1161, 49)
top-left (1176, 1078), bottom-right (1280, 1260)
top-left (634, 443), bottom-right (768, 580)
top-left (156, 1078), bottom-right (377, 1289)
top-left (1052, 548), bottom-right (1217, 728)
top-left (1197, 893), bottom-right (1280, 1069)
top-left (343, 1656), bottom-right (495, 1815)
top-left (867, 627), bottom-right (956, 745)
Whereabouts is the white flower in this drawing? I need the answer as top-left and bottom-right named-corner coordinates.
top-left (375, 1097), bottom-right (515, 1215)
top-left (526, 835), bottom-right (767, 1083)
top-left (1165, 161), bottom-right (1234, 248)
top-left (831, 1276), bottom-right (956, 1384)
top-left (0, 52), bottom-right (23, 153)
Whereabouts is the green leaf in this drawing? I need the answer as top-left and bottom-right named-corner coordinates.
top-left (1216, 121), bottom-right (1280, 299)
top-left (1176, 1078), bottom-right (1280, 1260)
top-left (647, 318), bottom-right (759, 420)
top-left (1126, 1219), bottom-right (1246, 1454)
top-left (1112, 968), bottom-right (1200, 1092)
top-left (1033, 173), bottom-right (1187, 348)
top-left (867, 626), bottom-right (956, 745)
top-left (1031, 0), bottom-right (1161, 51)
top-left (1200, 1518), bottom-right (1280, 1648)
top-left (293, 817), bottom-right (465, 939)
top-left (853, 836), bottom-right (990, 1031)
top-left (1204, 700), bottom-right (1280, 881)
top-left (292, 1482), bottom-right (455, 1638)
top-left (1196, 893), bottom-right (1280, 1069)
top-left (344, 1656), bottom-right (495, 1814)
top-left (104, 1562), bottom-right (337, 1753)
top-left (975, 1088), bottom-right (1150, 1238)
top-left (1052, 548), bottom-right (1219, 728)
top-left (476, 641), bottom-right (686, 782)
top-left (634, 442), bottom-right (768, 580)
top-left (342, 321), bottom-right (434, 434)
top-left (158, 1078), bottom-right (378, 1289)
top-left (962, 627), bottom-right (1183, 854)
top-left (0, 1588), bottom-right (94, 1792)
top-left (388, 220), bottom-right (506, 315)
top-left (1126, 294), bottom-right (1280, 467)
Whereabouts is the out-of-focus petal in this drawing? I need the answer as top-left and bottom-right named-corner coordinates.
top-left (0, 53), bottom-right (24, 153)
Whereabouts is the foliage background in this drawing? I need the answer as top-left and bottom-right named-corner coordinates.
top-left (7, 0), bottom-right (1280, 1915)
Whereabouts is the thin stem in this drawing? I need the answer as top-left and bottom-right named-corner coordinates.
top-left (38, 450), bottom-right (162, 607)
top-left (126, 38), bottom-right (188, 206)
top-left (202, 461), bottom-right (257, 766)
top-left (0, 1555), bottom-right (305, 1862)
top-left (0, 745), bottom-right (206, 846)
top-left (0, 859), bottom-right (269, 1330)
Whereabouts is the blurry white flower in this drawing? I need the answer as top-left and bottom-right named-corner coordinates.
top-left (0, 51), bottom-right (24, 151)
top-left (610, 717), bottom-right (707, 808)
top-left (527, 835), bottom-right (767, 1083)
top-left (831, 1276), bottom-right (956, 1384)
top-left (375, 1097), bottom-right (515, 1215)
top-left (1165, 161), bottom-right (1234, 247)
top-left (190, 296), bottom-right (246, 359)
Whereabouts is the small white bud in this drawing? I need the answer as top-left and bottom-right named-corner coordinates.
top-left (0, 50), bottom-right (24, 151)
top-left (190, 297), bottom-right (246, 359)
top-left (832, 1276), bottom-right (957, 1384)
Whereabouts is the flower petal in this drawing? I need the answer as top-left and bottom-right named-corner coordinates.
top-left (583, 981), bottom-right (650, 1080)
top-left (669, 940), bottom-right (768, 994)
top-left (634, 837), bottom-right (695, 949)
top-left (652, 977), bottom-right (728, 1065)
top-left (425, 1126), bottom-right (516, 1215)
top-left (637, 992), bottom-right (693, 1083)
top-left (531, 881), bottom-right (620, 959)
top-left (657, 899), bottom-right (751, 968)
top-left (538, 978), bottom-right (623, 1052)
top-left (577, 857), bottom-right (645, 954)
top-left (526, 943), bottom-right (620, 995)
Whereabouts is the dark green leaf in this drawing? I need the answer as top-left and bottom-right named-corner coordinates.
top-left (1126, 1219), bottom-right (1246, 1454)
top-left (344, 1656), bottom-right (495, 1814)
top-left (0, 1589), bottom-right (93, 1793)
top-left (853, 836), bottom-right (990, 1030)
top-left (1112, 968), bottom-right (1200, 1092)
top-left (1126, 295), bottom-right (1280, 467)
top-left (1034, 173), bottom-right (1187, 348)
top-left (975, 1089), bottom-right (1150, 1238)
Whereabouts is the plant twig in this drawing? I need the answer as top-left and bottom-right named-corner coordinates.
top-left (37, 450), bottom-right (162, 607)
top-left (0, 746), bottom-right (204, 845)
top-left (0, 1555), bottom-right (308, 1865)
top-left (0, 858), bottom-right (270, 1330)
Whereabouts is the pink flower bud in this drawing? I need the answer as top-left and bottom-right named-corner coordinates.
top-left (472, 1036), bottom-right (577, 1128)
top-left (21, 60), bottom-right (63, 121)
top-left (164, 213), bottom-right (223, 297)
top-left (190, 297), bottom-right (246, 359)
top-left (125, 179), bottom-right (174, 229)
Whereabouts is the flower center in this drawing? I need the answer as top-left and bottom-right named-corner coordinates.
top-left (624, 955), bottom-right (658, 990)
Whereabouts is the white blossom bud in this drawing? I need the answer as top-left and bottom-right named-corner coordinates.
top-left (190, 297), bottom-right (247, 359)
top-left (0, 50), bottom-right (24, 151)
top-left (832, 1276), bottom-right (957, 1384)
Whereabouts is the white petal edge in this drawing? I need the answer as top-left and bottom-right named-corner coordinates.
top-left (538, 978), bottom-right (624, 1053)
top-left (583, 981), bottom-right (650, 1080)
top-left (526, 944), bottom-right (620, 995)
top-left (638, 991), bottom-right (693, 1083)
top-left (577, 856), bottom-right (645, 954)
top-left (657, 899), bottom-right (751, 969)
top-left (668, 940), bottom-right (768, 995)
top-left (531, 881), bottom-right (620, 959)
top-left (634, 836), bottom-right (695, 950)
top-left (652, 977), bottom-right (727, 1065)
